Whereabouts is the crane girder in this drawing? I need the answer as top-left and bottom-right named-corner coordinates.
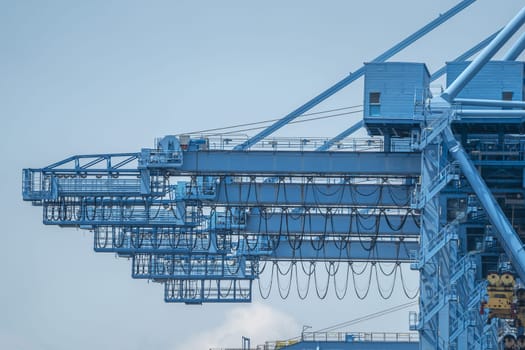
top-left (167, 150), bottom-right (421, 176)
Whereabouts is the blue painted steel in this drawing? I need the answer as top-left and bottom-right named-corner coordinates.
top-left (176, 151), bottom-right (421, 175)
top-left (316, 120), bottom-right (364, 151)
top-left (429, 31), bottom-right (500, 81)
top-left (164, 279), bottom-right (252, 303)
top-left (363, 62), bottom-right (430, 119)
top-left (316, 30), bottom-right (497, 152)
top-left (443, 127), bottom-right (525, 281)
top-left (213, 182), bottom-right (412, 207)
top-left (442, 5), bottom-right (525, 101)
top-left (281, 340), bottom-right (418, 350)
top-left (234, 0), bottom-right (476, 150)
top-left (457, 110), bottom-right (525, 117)
top-left (245, 212), bottom-right (419, 236)
top-left (446, 61), bottom-right (524, 106)
top-left (131, 254), bottom-right (256, 280)
top-left (503, 30), bottom-right (525, 60)
top-left (453, 98), bottom-right (525, 108)
top-left (23, 150), bottom-right (421, 179)
top-left (270, 240), bottom-right (417, 262)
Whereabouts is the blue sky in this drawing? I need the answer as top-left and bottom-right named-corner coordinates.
top-left (2, 1), bottom-right (525, 349)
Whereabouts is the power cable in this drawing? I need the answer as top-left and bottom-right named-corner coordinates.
top-left (209, 110), bottom-right (363, 136)
top-left (181, 105), bottom-right (363, 135)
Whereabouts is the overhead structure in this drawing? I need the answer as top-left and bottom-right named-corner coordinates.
top-left (22, 1), bottom-right (525, 349)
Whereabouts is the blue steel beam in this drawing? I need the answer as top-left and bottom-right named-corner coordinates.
top-left (31, 181), bottom-right (413, 207)
top-left (457, 109), bottom-right (525, 117)
top-left (316, 120), bottom-right (364, 152)
top-left (131, 254), bottom-right (257, 280)
top-left (34, 151), bottom-right (420, 176)
top-left (98, 241), bottom-right (418, 262)
top-left (214, 182), bottom-right (411, 207)
top-left (442, 5), bottom-right (525, 101)
top-left (430, 30), bottom-right (500, 81)
top-left (42, 153), bottom-right (139, 172)
top-left (443, 127), bottom-right (525, 282)
top-left (234, 0), bottom-right (476, 150)
top-left (270, 240), bottom-right (416, 262)
top-left (503, 30), bottom-right (525, 60)
top-left (164, 279), bottom-right (252, 303)
top-left (245, 212), bottom-right (419, 236)
top-left (318, 30), bottom-right (498, 153)
top-left (174, 151), bottom-right (421, 176)
top-left (453, 99), bottom-right (525, 109)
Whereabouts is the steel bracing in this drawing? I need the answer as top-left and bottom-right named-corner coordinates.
top-left (22, 1), bottom-right (525, 349)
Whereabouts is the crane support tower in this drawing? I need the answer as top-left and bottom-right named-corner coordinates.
top-left (21, 1), bottom-right (525, 349)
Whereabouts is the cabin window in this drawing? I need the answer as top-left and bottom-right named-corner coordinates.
top-left (369, 92), bottom-right (381, 116)
top-left (502, 91), bottom-right (513, 100)
top-left (502, 91), bottom-right (513, 110)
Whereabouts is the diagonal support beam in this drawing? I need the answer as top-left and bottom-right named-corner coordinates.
top-left (442, 5), bottom-right (525, 101)
top-left (503, 30), bottom-right (525, 60)
top-left (316, 120), bottom-right (364, 151)
top-left (443, 127), bottom-right (525, 281)
top-left (430, 30), bottom-right (500, 81)
top-left (234, 0), bottom-right (476, 150)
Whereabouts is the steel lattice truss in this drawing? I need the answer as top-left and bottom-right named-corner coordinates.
top-left (22, 1), bottom-right (525, 349)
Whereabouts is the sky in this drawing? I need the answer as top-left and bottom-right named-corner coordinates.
top-left (2, 1), bottom-right (525, 349)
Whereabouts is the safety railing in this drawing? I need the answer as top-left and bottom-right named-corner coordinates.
top-left (187, 134), bottom-right (413, 152)
top-left (55, 178), bottom-right (142, 195)
top-left (22, 169), bottom-right (56, 200)
top-left (300, 331), bottom-right (419, 342)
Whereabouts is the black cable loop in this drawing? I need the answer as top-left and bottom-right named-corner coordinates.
top-left (313, 262), bottom-right (330, 299)
top-left (218, 279), bottom-right (234, 299)
top-left (309, 207), bottom-right (329, 251)
top-left (411, 210), bottom-right (421, 228)
top-left (85, 197), bottom-right (97, 221)
top-left (100, 198), bottom-right (110, 221)
top-left (65, 197), bottom-right (74, 221)
top-left (179, 256), bottom-right (191, 276)
top-left (148, 199), bottom-right (162, 220)
top-left (130, 227), bottom-right (143, 248)
top-left (377, 260), bottom-right (398, 276)
top-left (350, 261), bottom-right (369, 275)
top-left (151, 228), bottom-right (162, 249)
top-left (333, 262), bottom-right (351, 300)
top-left (374, 263), bottom-right (398, 299)
top-left (354, 208), bottom-right (379, 252)
top-left (112, 226), bottom-right (125, 248)
top-left (276, 261), bottom-right (293, 299)
top-left (400, 264), bottom-right (420, 299)
top-left (94, 226), bottom-right (108, 248)
top-left (169, 227), bottom-right (181, 249)
top-left (352, 182), bottom-right (381, 197)
top-left (225, 256), bottom-right (243, 276)
top-left (386, 182), bottom-right (411, 207)
top-left (72, 197), bottom-right (82, 221)
top-left (295, 262), bottom-right (311, 300)
top-left (258, 261), bottom-right (274, 299)
top-left (121, 197), bottom-right (135, 220)
top-left (383, 209), bottom-right (410, 232)
top-left (355, 205), bottom-right (380, 220)
top-left (276, 260), bottom-right (294, 276)
top-left (352, 261), bottom-right (373, 300)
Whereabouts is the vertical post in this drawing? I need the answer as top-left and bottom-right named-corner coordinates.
top-left (242, 336), bottom-right (250, 350)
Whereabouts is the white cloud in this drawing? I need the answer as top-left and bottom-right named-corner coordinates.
top-left (176, 302), bottom-right (299, 350)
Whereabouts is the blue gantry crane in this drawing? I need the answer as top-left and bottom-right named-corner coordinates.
top-left (21, 1), bottom-right (525, 349)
